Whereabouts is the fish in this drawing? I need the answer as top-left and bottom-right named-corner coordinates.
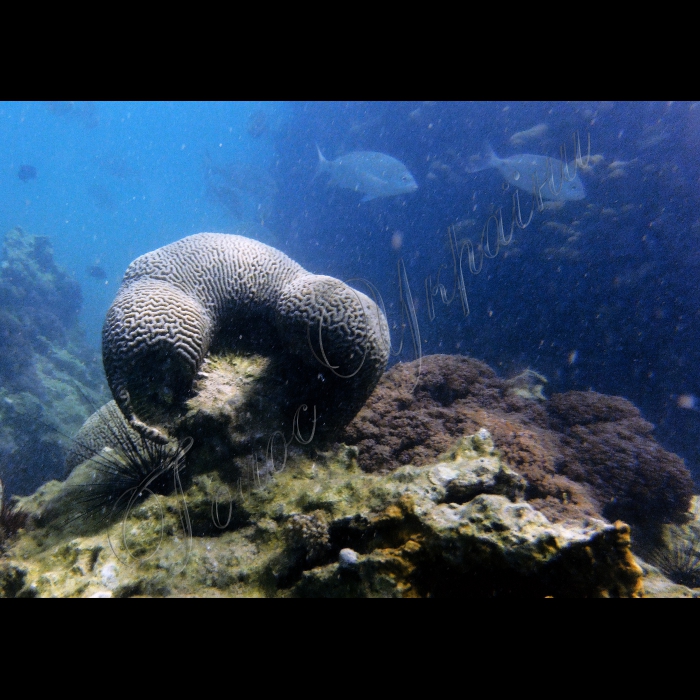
top-left (509, 123), bottom-right (548, 146)
top-left (608, 158), bottom-right (637, 169)
top-left (577, 153), bottom-right (605, 172)
top-left (316, 146), bottom-right (418, 202)
top-left (18, 165), bottom-right (37, 182)
top-left (47, 101), bottom-right (99, 129)
top-left (206, 184), bottom-right (243, 219)
top-left (87, 264), bottom-right (107, 280)
top-left (605, 168), bottom-right (627, 180)
top-left (88, 183), bottom-right (116, 211)
top-left (467, 143), bottom-right (586, 202)
top-left (247, 110), bottom-right (268, 138)
top-left (677, 394), bottom-right (699, 411)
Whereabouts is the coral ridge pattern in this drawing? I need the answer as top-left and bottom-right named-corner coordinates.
top-left (102, 232), bottom-right (390, 442)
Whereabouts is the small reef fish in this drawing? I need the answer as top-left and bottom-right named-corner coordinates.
top-left (316, 146), bottom-right (418, 201)
top-left (605, 168), bottom-right (627, 180)
top-left (677, 394), bottom-right (699, 411)
top-left (467, 143), bottom-right (586, 202)
top-left (18, 165), bottom-right (37, 182)
top-left (543, 221), bottom-right (575, 235)
top-left (97, 156), bottom-right (140, 179)
top-left (87, 264), bottom-right (107, 280)
top-left (577, 153), bottom-right (605, 173)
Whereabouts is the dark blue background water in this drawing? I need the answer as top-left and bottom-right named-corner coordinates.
top-left (2, 101), bottom-right (699, 481)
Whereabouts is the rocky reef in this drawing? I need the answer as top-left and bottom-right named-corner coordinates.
top-left (1, 348), bottom-right (696, 597)
top-left (342, 355), bottom-right (694, 532)
top-left (0, 429), bottom-right (645, 597)
top-left (0, 228), bottom-right (108, 496)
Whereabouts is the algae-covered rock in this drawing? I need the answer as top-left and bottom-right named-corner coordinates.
top-left (0, 429), bottom-right (644, 597)
top-left (504, 369), bottom-right (548, 401)
top-left (0, 228), bottom-right (108, 496)
top-left (65, 351), bottom-right (323, 485)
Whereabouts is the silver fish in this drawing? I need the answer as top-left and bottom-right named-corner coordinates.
top-left (509, 123), bottom-right (548, 146)
top-left (316, 146), bottom-right (418, 201)
top-left (468, 143), bottom-right (586, 202)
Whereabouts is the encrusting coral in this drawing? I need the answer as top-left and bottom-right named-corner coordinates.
top-left (342, 354), bottom-right (694, 531)
top-left (102, 232), bottom-right (390, 443)
top-left (547, 391), bottom-right (691, 524)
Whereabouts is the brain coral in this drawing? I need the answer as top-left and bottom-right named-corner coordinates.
top-left (103, 233), bottom-right (390, 443)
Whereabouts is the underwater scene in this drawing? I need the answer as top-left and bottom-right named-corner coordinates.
top-left (0, 100), bottom-right (699, 597)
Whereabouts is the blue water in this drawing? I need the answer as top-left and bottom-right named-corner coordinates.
top-left (0, 101), bottom-right (285, 340)
top-left (2, 100), bottom-right (699, 481)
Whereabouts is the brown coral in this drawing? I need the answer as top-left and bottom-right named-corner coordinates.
top-left (342, 354), bottom-right (693, 528)
top-left (549, 391), bottom-right (693, 524)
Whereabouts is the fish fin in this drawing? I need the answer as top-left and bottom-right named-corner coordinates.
top-left (465, 141), bottom-right (499, 173)
top-left (313, 143), bottom-right (329, 182)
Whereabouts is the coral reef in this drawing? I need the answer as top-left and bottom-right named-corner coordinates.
top-left (342, 354), bottom-right (694, 530)
top-left (3, 339), bottom-right (694, 596)
top-left (547, 391), bottom-right (692, 524)
top-left (102, 232), bottom-right (390, 443)
top-left (68, 353), bottom-right (322, 484)
top-left (0, 228), bottom-right (108, 495)
top-left (2, 347), bottom-right (694, 597)
top-left (0, 430), bottom-right (645, 597)
top-left (0, 478), bottom-right (28, 548)
top-left (0, 227), bottom-right (80, 393)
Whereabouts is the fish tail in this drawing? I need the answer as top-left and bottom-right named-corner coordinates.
top-left (465, 141), bottom-right (499, 174)
top-left (483, 140), bottom-right (498, 164)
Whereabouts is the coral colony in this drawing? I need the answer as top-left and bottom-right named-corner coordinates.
top-left (0, 229), bottom-right (696, 598)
